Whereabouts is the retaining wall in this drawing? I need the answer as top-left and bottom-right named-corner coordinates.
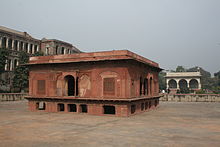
top-left (160, 94), bottom-right (220, 102)
top-left (0, 93), bottom-right (27, 101)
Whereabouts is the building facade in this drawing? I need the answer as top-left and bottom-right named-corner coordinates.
top-left (26, 50), bottom-right (162, 116)
top-left (165, 72), bottom-right (202, 94)
top-left (0, 26), bottom-right (81, 92)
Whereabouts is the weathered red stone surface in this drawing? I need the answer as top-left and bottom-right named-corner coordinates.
top-left (25, 50), bottom-right (162, 116)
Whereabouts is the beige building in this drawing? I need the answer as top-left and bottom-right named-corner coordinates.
top-left (0, 26), bottom-right (81, 92)
top-left (165, 72), bottom-right (202, 93)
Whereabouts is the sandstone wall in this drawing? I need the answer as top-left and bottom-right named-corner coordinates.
top-left (0, 93), bottom-right (27, 101)
top-left (160, 94), bottom-right (220, 102)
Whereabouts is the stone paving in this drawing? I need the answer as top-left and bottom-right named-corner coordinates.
top-left (0, 100), bottom-right (220, 147)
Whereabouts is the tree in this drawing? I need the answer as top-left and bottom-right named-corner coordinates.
top-left (12, 51), bottom-right (44, 92)
top-left (12, 51), bottom-right (29, 92)
top-left (159, 71), bottom-right (166, 90)
top-left (32, 51), bottom-right (44, 57)
top-left (187, 66), bottom-right (212, 89)
top-left (0, 47), bottom-right (9, 74)
top-left (0, 47), bottom-right (9, 86)
top-left (176, 66), bottom-right (186, 72)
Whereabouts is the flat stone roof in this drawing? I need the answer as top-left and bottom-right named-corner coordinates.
top-left (165, 72), bottom-right (201, 78)
top-left (27, 50), bottom-right (161, 69)
top-left (25, 95), bottom-right (161, 102)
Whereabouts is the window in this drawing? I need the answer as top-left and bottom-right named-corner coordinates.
top-left (80, 104), bottom-right (87, 113)
top-left (131, 104), bottom-right (136, 114)
top-left (58, 103), bottom-right (65, 111)
top-left (103, 105), bottom-right (115, 115)
top-left (36, 102), bottom-right (46, 110)
top-left (68, 104), bottom-right (77, 112)
top-left (145, 102), bottom-right (148, 110)
top-left (103, 78), bottom-right (115, 95)
top-left (141, 103), bottom-right (144, 111)
top-left (37, 80), bottom-right (46, 94)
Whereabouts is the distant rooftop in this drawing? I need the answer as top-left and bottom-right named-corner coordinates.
top-left (0, 26), bottom-right (33, 38)
top-left (165, 72), bottom-right (201, 78)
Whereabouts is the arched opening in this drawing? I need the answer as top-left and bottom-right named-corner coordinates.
top-left (64, 75), bottom-right (75, 96)
top-left (24, 43), bottom-right (28, 52)
top-left (30, 44), bottom-right (33, 54)
top-left (139, 77), bottom-right (142, 96)
top-left (103, 105), bottom-right (115, 115)
top-left (14, 59), bottom-right (18, 69)
top-left (20, 42), bottom-right (23, 50)
top-left (14, 40), bottom-right (18, 50)
top-left (143, 78), bottom-right (148, 95)
top-left (76, 77), bottom-right (79, 96)
top-left (7, 59), bottom-right (12, 71)
top-left (189, 79), bottom-right (199, 89)
top-left (34, 45), bottom-right (38, 53)
top-left (179, 79), bottom-right (187, 90)
top-left (61, 47), bottom-right (65, 54)
top-left (8, 38), bottom-right (12, 49)
top-left (168, 79), bottom-right (177, 89)
top-left (2, 37), bottom-right (7, 48)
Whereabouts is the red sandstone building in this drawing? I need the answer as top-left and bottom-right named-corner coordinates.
top-left (26, 50), bottom-right (162, 116)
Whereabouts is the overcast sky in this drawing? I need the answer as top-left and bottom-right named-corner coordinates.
top-left (1, 0), bottom-right (220, 74)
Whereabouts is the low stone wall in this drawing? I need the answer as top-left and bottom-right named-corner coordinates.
top-left (160, 94), bottom-right (220, 102)
top-left (0, 93), bottom-right (27, 101)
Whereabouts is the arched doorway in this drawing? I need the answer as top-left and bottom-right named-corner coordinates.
top-left (179, 79), bottom-right (187, 89)
top-left (139, 77), bottom-right (142, 95)
top-left (189, 79), bottom-right (199, 89)
top-left (64, 75), bottom-right (75, 96)
top-left (143, 78), bottom-right (148, 95)
top-left (168, 79), bottom-right (177, 88)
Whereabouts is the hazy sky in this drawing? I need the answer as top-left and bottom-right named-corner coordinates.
top-left (1, 0), bottom-right (220, 74)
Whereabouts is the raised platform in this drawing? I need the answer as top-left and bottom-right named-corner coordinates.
top-left (26, 96), bottom-right (160, 117)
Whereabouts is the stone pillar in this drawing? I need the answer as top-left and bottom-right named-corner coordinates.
top-left (198, 78), bottom-right (202, 89)
top-left (22, 43), bottom-right (25, 51)
top-left (11, 40), bottom-right (14, 50)
top-left (27, 43), bottom-right (30, 53)
top-left (6, 38), bottom-right (8, 48)
top-left (4, 60), bottom-right (8, 70)
top-left (10, 60), bottom-right (13, 71)
top-left (37, 45), bottom-right (39, 52)
top-left (186, 79), bottom-right (190, 89)
top-left (17, 41), bottom-right (20, 51)
top-left (166, 79), bottom-right (169, 89)
top-left (176, 79), bottom-right (180, 89)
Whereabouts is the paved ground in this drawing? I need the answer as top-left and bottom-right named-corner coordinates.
top-left (0, 100), bottom-right (220, 147)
